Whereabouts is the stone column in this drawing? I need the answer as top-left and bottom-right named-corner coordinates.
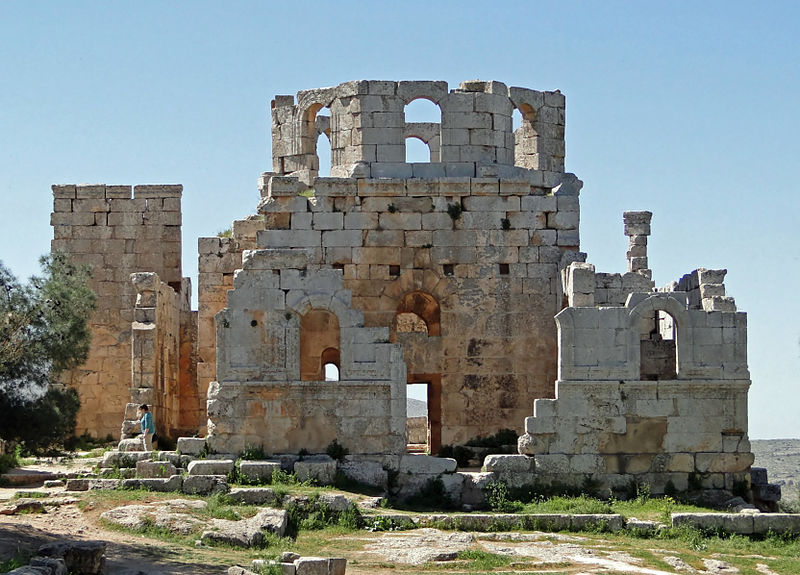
top-left (623, 211), bottom-right (652, 279)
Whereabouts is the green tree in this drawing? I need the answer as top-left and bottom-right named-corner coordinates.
top-left (0, 252), bottom-right (95, 451)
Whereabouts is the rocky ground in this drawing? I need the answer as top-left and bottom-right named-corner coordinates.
top-left (0, 442), bottom-right (797, 574)
top-left (752, 439), bottom-right (800, 503)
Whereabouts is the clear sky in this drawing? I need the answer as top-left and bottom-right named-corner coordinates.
top-left (1, 1), bottom-right (797, 438)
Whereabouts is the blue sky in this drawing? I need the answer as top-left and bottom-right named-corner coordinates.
top-left (1, 1), bottom-right (797, 438)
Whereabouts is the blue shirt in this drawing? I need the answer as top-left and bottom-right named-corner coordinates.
top-left (141, 411), bottom-right (155, 434)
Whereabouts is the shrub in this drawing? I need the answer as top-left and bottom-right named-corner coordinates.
top-left (325, 439), bottom-right (349, 461)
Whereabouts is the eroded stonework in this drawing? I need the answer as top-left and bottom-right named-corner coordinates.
top-left (50, 80), bottom-right (758, 499)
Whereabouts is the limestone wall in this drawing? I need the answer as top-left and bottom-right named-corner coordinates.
top-left (250, 171), bottom-right (584, 449)
top-left (123, 272), bottom-right (183, 438)
top-left (50, 184), bottom-right (184, 438)
top-left (206, 249), bottom-right (406, 456)
top-left (196, 217), bottom-right (266, 426)
top-left (271, 80), bottom-right (565, 183)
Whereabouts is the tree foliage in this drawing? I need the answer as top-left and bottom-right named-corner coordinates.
top-left (0, 252), bottom-right (95, 450)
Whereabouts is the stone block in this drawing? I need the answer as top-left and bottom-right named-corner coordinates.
top-left (122, 475), bottom-right (183, 492)
top-left (182, 475), bottom-right (229, 495)
top-left (228, 487), bottom-right (278, 505)
top-left (338, 459), bottom-right (388, 489)
top-left (239, 461), bottom-right (281, 483)
top-left (399, 454), bottom-right (457, 474)
top-left (482, 454), bottom-right (533, 473)
top-left (187, 459), bottom-right (234, 476)
top-left (534, 454), bottom-right (570, 474)
top-left (294, 456), bottom-right (337, 485)
top-left (136, 460), bottom-right (177, 478)
top-left (294, 558), bottom-right (328, 575)
top-left (753, 514), bottom-right (800, 535)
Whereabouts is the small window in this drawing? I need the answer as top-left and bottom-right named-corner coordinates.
top-left (389, 265), bottom-right (401, 276)
top-left (443, 264), bottom-right (454, 276)
top-left (324, 363), bottom-right (340, 381)
top-left (499, 263), bottom-right (510, 275)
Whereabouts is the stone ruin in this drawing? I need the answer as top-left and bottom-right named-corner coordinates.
top-left (49, 80), bottom-right (764, 500)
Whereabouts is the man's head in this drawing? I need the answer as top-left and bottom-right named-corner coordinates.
top-left (139, 404), bottom-right (149, 413)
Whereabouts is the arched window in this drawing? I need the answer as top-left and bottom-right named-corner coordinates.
top-left (404, 98), bottom-right (441, 163)
top-left (300, 310), bottom-right (340, 381)
top-left (405, 136), bottom-right (432, 163)
top-left (639, 309), bottom-right (677, 380)
top-left (315, 114), bottom-right (331, 176)
top-left (394, 291), bottom-right (441, 336)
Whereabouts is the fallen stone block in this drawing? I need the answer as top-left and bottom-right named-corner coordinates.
top-left (753, 513), bottom-right (800, 535)
top-left (239, 460), bottom-right (281, 483)
top-left (121, 475), bottom-right (182, 492)
top-left (155, 451), bottom-right (193, 469)
top-left (182, 474), bottom-right (229, 495)
top-left (294, 557), bottom-right (330, 575)
top-left (38, 541), bottom-right (106, 575)
top-left (98, 467), bottom-right (135, 479)
top-left (5, 566), bottom-right (51, 574)
top-left (201, 508), bottom-right (288, 547)
top-left (0, 499), bottom-right (46, 515)
top-left (64, 478), bottom-right (120, 492)
top-left (136, 460), bottom-right (177, 478)
top-left (100, 450), bottom-right (151, 468)
top-left (29, 557), bottom-right (68, 575)
top-left (117, 438), bottom-right (144, 452)
top-left (43, 480), bottom-right (65, 488)
top-left (177, 437), bottom-right (207, 456)
top-left (227, 566), bottom-right (258, 575)
top-left (672, 512), bottom-right (754, 534)
top-left (227, 487), bottom-right (278, 505)
top-left (188, 459), bottom-right (234, 476)
top-left (317, 493), bottom-right (355, 512)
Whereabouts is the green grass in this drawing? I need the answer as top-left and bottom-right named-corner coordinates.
top-left (519, 494), bottom-right (613, 515)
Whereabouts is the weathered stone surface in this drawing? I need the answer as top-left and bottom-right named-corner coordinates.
top-left (227, 487), bottom-right (278, 505)
top-left (177, 437), bottom-right (207, 455)
top-left (294, 456), bottom-right (337, 486)
top-left (64, 478), bottom-right (120, 491)
top-left (187, 459), bottom-right (234, 476)
top-left (101, 450), bottom-right (151, 468)
top-left (121, 475), bottom-right (183, 492)
top-left (239, 460), bottom-right (281, 483)
top-left (182, 474), bottom-right (229, 495)
top-left (482, 454), bottom-right (534, 473)
top-left (38, 541), bottom-right (106, 575)
top-left (136, 460), bottom-right (177, 478)
top-left (201, 508), bottom-right (288, 547)
top-left (29, 557), bottom-right (68, 575)
top-left (399, 454), bottom-right (457, 475)
top-left (338, 458), bottom-right (388, 489)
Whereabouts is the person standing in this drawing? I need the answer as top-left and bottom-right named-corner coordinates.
top-left (138, 404), bottom-right (156, 451)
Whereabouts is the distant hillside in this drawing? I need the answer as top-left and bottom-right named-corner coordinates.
top-left (752, 439), bottom-right (800, 502)
top-left (407, 398), bottom-right (427, 418)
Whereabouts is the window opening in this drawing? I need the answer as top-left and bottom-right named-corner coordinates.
top-left (300, 310), bottom-right (340, 381)
top-left (316, 117), bottom-right (332, 177)
top-left (404, 97), bottom-right (441, 163)
top-left (406, 382), bottom-right (429, 453)
top-left (640, 310), bottom-right (677, 380)
top-left (324, 363), bottom-right (340, 382)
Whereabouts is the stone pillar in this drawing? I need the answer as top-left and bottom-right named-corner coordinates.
top-left (623, 211), bottom-right (652, 279)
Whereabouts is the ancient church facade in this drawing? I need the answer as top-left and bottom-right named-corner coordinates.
top-left (50, 80), bottom-right (754, 494)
